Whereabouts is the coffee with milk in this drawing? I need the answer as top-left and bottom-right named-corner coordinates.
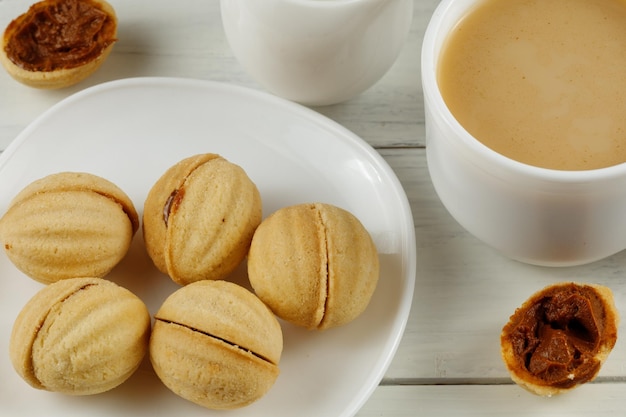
top-left (438, 0), bottom-right (626, 171)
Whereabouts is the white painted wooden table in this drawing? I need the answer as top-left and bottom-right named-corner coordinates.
top-left (1, 1), bottom-right (626, 415)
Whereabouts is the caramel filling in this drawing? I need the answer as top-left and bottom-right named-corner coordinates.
top-left (163, 188), bottom-right (185, 226)
top-left (503, 283), bottom-right (610, 388)
top-left (4, 0), bottom-right (116, 72)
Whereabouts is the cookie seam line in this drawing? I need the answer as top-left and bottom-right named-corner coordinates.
top-left (314, 203), bottom-right (330, 330)
top-left (154, 318), bottom-right (277, 365)
top-left (28, 282), bottom-right (99, 389)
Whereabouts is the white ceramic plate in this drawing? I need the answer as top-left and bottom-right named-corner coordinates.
top-left (0, 77), bottom-right (416, 417)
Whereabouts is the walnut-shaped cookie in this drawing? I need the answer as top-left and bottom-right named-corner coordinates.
top-left (149, 280), bottom-right (283, 409)
top-left (0, 172), bottom-right (139, 284)
top-left (247, 203), bottom-right (380, 330)
top-left (10, 277), bottom-right (151, 395)
top-left (143, 153), bottom-right (262, 285)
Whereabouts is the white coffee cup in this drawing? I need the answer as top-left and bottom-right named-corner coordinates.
top-left (220, 0), bottom-right (413, 106)
top-left (422, 0), bottom-right (626, 266)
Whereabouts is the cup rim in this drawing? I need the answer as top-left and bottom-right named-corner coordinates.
top-left (421, 0), bottom-right (626, 184)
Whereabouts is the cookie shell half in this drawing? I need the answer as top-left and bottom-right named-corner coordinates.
top-left (0, 0), bottom-right (117, 89)
top-left (500, 282), bottom-right (619, 396)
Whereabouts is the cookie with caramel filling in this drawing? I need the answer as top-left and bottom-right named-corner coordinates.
top-left (143, 153), bottom-right (262, 286)
top-left (0, 172), bottom-right (139, 284)
top-left (10, 277), bottom-right (150, 395)
top-left (247, 203), bottom-right (380, 330)
top-left (500, 282), bottom-right (619, 396)
top-left (149, 280), bottom-right (282, 409)
top-left (0, 0), bottom-right (117, 89)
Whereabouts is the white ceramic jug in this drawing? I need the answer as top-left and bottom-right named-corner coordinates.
top-left (220, 0), bottom-right (413, 106)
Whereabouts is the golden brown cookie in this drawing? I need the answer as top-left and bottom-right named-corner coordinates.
top-left (149, 280), bottom-right (283, 409)
top-left (0, 0), bottom-right (117, 89)
top-left (247, 203), bottom-right (380, 330)
top-left (10, 277), bottom-right (151, 395)
top-left (0, 172), bottom-right (138, 284)
top-left (500, 282), bottom-right (619, 396)
top-left (143, 153), bottom-right (262, 285)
